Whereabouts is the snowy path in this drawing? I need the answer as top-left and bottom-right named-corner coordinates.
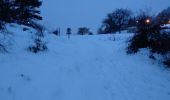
top-left (0, 34), bottom-right (170, 100)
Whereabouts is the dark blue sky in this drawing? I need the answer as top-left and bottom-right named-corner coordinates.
top-left (41, 0), bottom-right (170, 33)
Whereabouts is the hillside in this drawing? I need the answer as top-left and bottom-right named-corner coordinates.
top-left (0, 32), bottom-right (170, 100)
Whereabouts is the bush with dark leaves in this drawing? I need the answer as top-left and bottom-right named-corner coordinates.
top-left (126, 13), bottom-right (170, 67)
top-left (148, 32), bottom-right (170, 54)
top-left (127, 33), bottom-right (148, 53)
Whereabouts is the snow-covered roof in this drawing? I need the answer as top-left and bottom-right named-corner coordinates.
top-left (161, 24), bottom-right (170, 28)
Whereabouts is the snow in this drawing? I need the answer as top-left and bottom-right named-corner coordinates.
top-left (161, 24), bottom-right (170, 32)
top-left (0, 31), bottom-right (170, 100)
top-left (162, 24), bottom-right (170, 28)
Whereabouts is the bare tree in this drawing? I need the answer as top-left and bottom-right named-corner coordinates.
top-left (98, 8), bottom-right (132, 34)
top-left (112, 8), bottom-right (132, 33)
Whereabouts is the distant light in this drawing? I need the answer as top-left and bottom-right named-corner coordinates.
top-left (168, 20), bottom-right (170, 24)
top-left (146, 19), bottom-right (150, 23)
top-left (145, 19), bottom-right (151, 24)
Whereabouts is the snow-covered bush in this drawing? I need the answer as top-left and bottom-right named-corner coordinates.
top-left (0, 0), bottom-right (43, 53)
top-left (127, 20), bottom-right (170, 54)
top-left (127, 32), bottom-right (170, 67)
top-left (127, 26), bottom-right (137, 33)
top-left (0, 27), bottom-right (12, 53)
top-left (28, 38), bottom-right (47, 53)
top-left (28, 25), bottom-right (48, 53)
top-left (163, 53), bottom-right (170, 67)
top-left (127, 12), bottom-right (170, 67)
top-left (0, 42), bottom-right (7, 52)
top-left (127, 12), bottom-right (160, 54)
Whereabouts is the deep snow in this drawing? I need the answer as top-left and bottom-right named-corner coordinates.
top-left (0, 31), bottom-right (170, 100)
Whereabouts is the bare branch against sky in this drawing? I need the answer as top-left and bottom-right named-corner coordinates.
top-left (41, 0), bottom-right (170, 33)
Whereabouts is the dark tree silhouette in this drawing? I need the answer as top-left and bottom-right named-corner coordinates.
top-left (157, 7), bottom-right (170, 24)
top-left (77, 27), bottom-right (90, 35)
top-left (53, 28), bottom-right (60, 36)
top-left (66, 28), bottom-right (72, 38)
top-left (0, 0), bottom-right (42, 30)
top-left (98, 8), bottom-right (132, 34)
top-left (0, 0), bottom-right (44, 53)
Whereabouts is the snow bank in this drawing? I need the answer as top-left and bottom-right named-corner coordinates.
top-left (0, 31), bottom-right (170, 100)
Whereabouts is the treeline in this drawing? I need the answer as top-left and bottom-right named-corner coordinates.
top-left (98, 7), bottom-right (170, 34)
top-left (52, 27), bottom-right (93, 36)
top-left (96, 7), bottom-right (170, 67)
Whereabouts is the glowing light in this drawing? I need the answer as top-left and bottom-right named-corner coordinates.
top-left (145, 19), bottom-right (150, 24)
top-left (168, 20), bottom-right (170, 24)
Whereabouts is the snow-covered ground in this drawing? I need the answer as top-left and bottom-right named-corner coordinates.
top-left (161, 24), bottom-right (170, 32)
top-left (0, 32), bottom-right (170, 100)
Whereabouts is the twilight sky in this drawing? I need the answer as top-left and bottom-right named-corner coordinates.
top-left (41, 0), bottom-right (170, 33)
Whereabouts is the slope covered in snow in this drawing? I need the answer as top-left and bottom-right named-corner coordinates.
top-left (0, 32), bottom-right (170, 100)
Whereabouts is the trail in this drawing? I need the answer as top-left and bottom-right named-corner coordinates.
top-left (0, 34), bottom-right (170, 100)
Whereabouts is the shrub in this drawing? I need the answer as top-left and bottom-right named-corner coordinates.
top-left (77, 27), bottom-right (90, 35)
top-left (28, 25), bottom-right (48, 53)
top-left (0, 43), bottom-right (7, 53)
top-left (148, 33), bottom-right (170, 54)
top-left (53, 28), bottom-right (60, 36)
top-left (89, 32), bottom-right (93, 35)
top-left (0, 28), bottom-right (11, 53)
top-left (127, 33), bottom-right (148, 53)
top-left (127, 12), bottom-right (160, 54)
top-left (127, 18), bottom-right (170, 67)
top-left (163, 53), bottom-right (170, 67)
top-left (127, 26), bottom-right (137, 33)
top-left (28, 38), bottom-right (47, 53)
top-left (127, 23), bottom-right (168, 54)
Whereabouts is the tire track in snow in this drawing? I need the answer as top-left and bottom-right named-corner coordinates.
top-left (89, 37), bottom-right (133, 100)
